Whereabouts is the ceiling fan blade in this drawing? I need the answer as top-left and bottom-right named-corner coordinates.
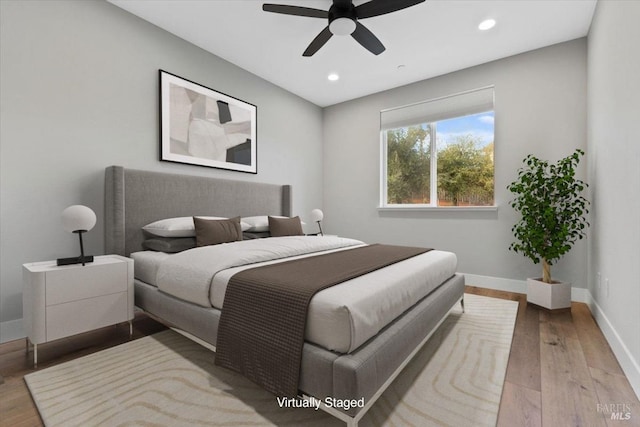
top-left (351, 22), bottom-right (385, 55)
top-left (356, 0), bottom-right (425, 19)
top-left (303, 26), bottom-right (333, 57)
top-left (262, 4), bottom-right (328, 19)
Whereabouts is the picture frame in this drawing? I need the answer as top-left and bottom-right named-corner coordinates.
top-left (159, 70), bottom-right (257, 173)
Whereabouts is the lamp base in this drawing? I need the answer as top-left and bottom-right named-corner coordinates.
top-left (56, 255), bottom-right (94, 266)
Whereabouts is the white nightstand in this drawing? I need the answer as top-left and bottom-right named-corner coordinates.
top-left (22, 255), bottom-right (134, 366)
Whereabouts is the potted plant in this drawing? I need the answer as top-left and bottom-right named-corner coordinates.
top-left (507, 149), bottom-right (589, 310)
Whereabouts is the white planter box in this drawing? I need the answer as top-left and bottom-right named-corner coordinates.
top-left (526, 278), bottom-right (571, 310)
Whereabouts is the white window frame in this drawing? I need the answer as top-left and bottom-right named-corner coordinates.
top-left (379, 86), bottom-right (497, 211)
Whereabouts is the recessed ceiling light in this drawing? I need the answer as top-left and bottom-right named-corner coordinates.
top-left (478, 19), bottom-right (496, 31)
top-left (327, 73), bottom-right (339, 82)
top-left (397, 64), bottom-right (406, 70)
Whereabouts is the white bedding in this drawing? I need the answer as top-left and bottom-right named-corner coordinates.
top-left (132, 236), bottom-right (457, 353)
top-left (131, 251), bottom-right (170, 286)
top-left (155, 236), bottom-right (364, 306)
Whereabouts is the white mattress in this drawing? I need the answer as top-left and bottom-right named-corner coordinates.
top-left (131, 251), bottom-right (170, 286)
top-left (131, 236), bottom-right (457, 353)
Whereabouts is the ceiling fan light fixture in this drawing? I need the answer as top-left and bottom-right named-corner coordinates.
top-left (478, 19), bottom-right (496, 31)
top-left (263, 0), bottom-right (426, 56)
top-left (329, 17), bottom-right (356, 36)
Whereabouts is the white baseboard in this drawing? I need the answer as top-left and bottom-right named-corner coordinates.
top-left (462, 273), bottom-right (591, 303)
top-left (586, 295), bottom-right (640, 399)
top-left (570, 286), bottom-right (592, 304)
top-left (462, 272), bottom-right (639, 400)
top-left (0, 318), bottom-right (25, 344)
top-left (462, 273), bottom-right (527, 294)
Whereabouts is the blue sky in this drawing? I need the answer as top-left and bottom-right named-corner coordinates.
top-left (437, 111), bottom-right (494, 147)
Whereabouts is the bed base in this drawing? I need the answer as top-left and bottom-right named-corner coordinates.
top-left (134, 274), bottom-right (465, 426)
top-left (304, 296), bottom-right (464, 427)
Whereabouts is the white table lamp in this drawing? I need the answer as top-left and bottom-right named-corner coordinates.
top-left (310, 208), bottom-right (324, 236)
top-left (57, 205), bottom-right (96, 266)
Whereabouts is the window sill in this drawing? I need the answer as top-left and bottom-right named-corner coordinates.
top-left (377, 205), bottom-right (498, 212)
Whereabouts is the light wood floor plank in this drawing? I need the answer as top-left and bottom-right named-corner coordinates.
top-left (504, 299), bottom-right (542, 391)
top-left (540, 309), bottom-right (608, 426)
top-left (573, 303), bottom-right (625, 375)
top-left (0, 378), bottom-right (40, 427)
top-left (497, 380), bottom-right (542, 427)
top-left (590, 366), bottom-right (640, 426)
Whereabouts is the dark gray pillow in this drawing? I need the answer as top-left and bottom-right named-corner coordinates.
top-left (194, 216), bottom-right (243, 247)
top-left (243, 231), bottom-right (271, 240)
top-left (268, 216), bottom-right (303, 237)
top-left (143, 237), bottom-right (197, 253)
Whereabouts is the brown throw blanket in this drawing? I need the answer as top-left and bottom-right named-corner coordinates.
top-left (215, 244), bottom-right (431, 397)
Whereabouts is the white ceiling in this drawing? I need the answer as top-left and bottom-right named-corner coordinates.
top-left (109, 0), bottom-right (597, 107)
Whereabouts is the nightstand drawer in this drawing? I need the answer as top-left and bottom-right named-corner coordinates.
top-left (46, 262), bottom-right (127, 306)
top-left (46, 292), bottom-right (128, 341)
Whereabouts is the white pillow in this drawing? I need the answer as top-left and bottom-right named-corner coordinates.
top-left (143, 216), bottom-right (250, 237)
top-left (241, 215), bottom-right (305, 232)
top-left (241, 216), bottom-right (278, 232)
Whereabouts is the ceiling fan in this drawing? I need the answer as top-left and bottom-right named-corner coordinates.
top-left (262, 0), bottom-right (426, 57)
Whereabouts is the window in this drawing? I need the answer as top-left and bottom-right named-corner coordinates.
top-left (380, 87), bottom-right (495, 208)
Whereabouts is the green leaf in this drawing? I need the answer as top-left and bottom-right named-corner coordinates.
top-left (507, 149), bottom-right (589, 271)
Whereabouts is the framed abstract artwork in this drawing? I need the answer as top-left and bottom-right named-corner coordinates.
top-left (159, 70), bottom-right (257, 173)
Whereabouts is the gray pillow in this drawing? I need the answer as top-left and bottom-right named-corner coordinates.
top-left (143, 237), bottom-right (197, 253)
top-left (243, 231), bottom-right (271, 240)
top-left (194, 216), bottom-right (243, 247)
top-left (268, 216), bottom-right (304, 237)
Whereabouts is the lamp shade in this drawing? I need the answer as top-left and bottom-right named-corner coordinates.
top-left (61, 205), bottom-right (96, 233)
top-left (310, 209), bottom-right (324, 223)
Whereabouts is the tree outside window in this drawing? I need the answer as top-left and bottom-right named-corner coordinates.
top-left (383, 111), bottom-right (494, 207)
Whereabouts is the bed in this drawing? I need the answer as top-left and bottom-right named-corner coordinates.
top-left (104, 165), bottom-right (465, 427)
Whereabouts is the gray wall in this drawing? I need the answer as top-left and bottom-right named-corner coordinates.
top-left (587, 0), bottom-right (640, 394)
top-left (323, 39), bottom-right (588, 285)
top-left (0, 0), bottom-right (324, 338)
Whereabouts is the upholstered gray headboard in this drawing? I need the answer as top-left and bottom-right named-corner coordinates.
top-left (104, 166), bottom-right (292, 256)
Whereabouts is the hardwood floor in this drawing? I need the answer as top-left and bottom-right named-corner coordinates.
top-left (0, 287), bottom-right (638, 427)
top-left (466, 287), bottom-right (640, 427)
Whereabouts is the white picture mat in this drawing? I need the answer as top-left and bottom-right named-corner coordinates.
top-left (160, 70), bottom-right (257, 173)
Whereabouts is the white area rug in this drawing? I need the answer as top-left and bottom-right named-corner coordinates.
top-left (25, 293), bottom-right (517, 426)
